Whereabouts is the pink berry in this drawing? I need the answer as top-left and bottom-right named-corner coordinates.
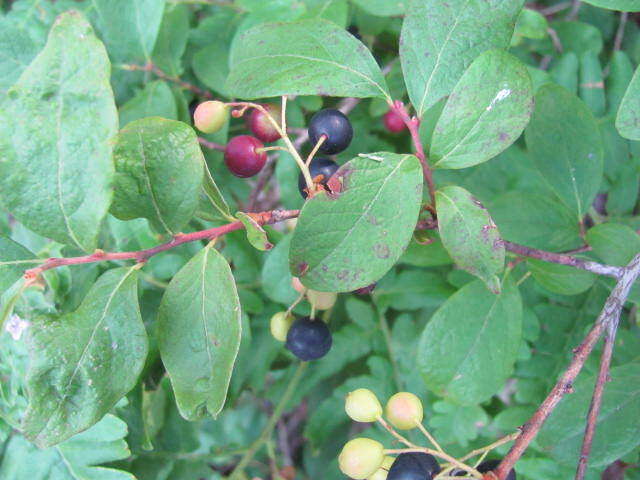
top-left (193, 100), bottom-right (228, 134)
top-left (383, 109), bottom-right (406, 133)
top-left (224, 135), bottom-right (267, 178)
top-left (248, 104), bottom-right (282, 143)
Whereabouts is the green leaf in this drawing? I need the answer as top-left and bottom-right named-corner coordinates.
top-left (0, 414), bottom-right (134, 480)
top-left (226, 19), bottom-right (389, 100)
top-left (418, 279), bottom-right (522, 405)
top-left (261, 233), bottom-right (299, 305)
top-left (90, 0), bottom-right (166, 63)
top-left (236, 212), bottom-right (273, 251)
top-left (525, 84), bottom-right (603, 218)
top-left (289, 152), bottom-right (423, 292)
top-left (151, 4), bottom-right (190, 77)
top-left (580, 0), bottom-right (640, 11)
top-left (118, 80), bottom-right (178, 126)
top-left (400, 0), bottom-right (523, 117)
top-left (586, 223), bottom-right (640, 266)
top-left (527, 259), bottom-right (596, 296)
top-left (192, 42), bottom-right (230, 97)
top-left (0, 18), bottom-right (40, 94)
top-left (436, 186), bottom-right (505, 293)
top-left (111, 117), bottom-right (204, 234)
top-left (538, 363), bottom-right (640, 467)
top-left (351, 0), bottom-right (405, 16)
top-left (606, 51), bottom-right (634, 115)
top-left (0, 238), bottom-right (34, 295)
top-left (202, 161), bottom-right (232, 221)
top-left (429, 400), bottom-right (488, 448)
top-left (157, 245), bottom-right (241, 420)
top-left (0, 11), bottom-right (117, 251)
top-left (430, 50), bottom-right (533, 169)
top-left (579, 51), bottom-right (605, 117)
top-left (616, 65), bottom-right (640, 141)
top-left (23, 267), bottom-right (148, 448)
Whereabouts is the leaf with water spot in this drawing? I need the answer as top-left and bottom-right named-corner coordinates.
top-left (436, 186), bottom-right (505, 293)
top-left (0, 11), bottom-right (117, 251)
top-left (157, 244), bottom-right (241, 420)
top-left (525, 84), bottom-right (603, 219)
top-left (418, 278), bottom-right (522, 405)
top-left (289, 152), bottom-right (422, 292)
top-left (430, 50), bottom-right (533, 169)
top-left (22, 267), bottom-right (147, 448)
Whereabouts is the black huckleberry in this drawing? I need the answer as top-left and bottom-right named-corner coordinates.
top-left (224, 135), bottom-right (267, 178)
top-left (298, 157), bottom-right (339, 198)
top-left (387, 452), bottom-right (440, 480)
top-left (285, 316), bottom-right (332, 361)
top-left (453, 459), bottom-right (515, 480)
top-left (308, 109), bottom-right (353, 155)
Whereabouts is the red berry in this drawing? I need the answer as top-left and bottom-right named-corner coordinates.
top-left (248, 104), bottom-right (282, 143)
top-left (383, 109), bottom-right (406, 133)
top-left (224, 135), bottom-right (267, 178)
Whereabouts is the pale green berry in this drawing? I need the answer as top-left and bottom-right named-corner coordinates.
top-left (338, 438), bottom-right (385, 480)
top-left (307, 289), bottom-right (337, 310)
top-left (345, 388), bottom-right (382, 422)
top-left (194, 100), bottom-right (228, 134)
top-left (385, 392), bottom-right (424, 430)
top-left (368, 456), bottom-right (394, 480)
top-left (270, 311), bottom-right (293, 342)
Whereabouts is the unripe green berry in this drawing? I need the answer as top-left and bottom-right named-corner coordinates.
top-left (345, 388), bottom-right (382, 422)
top-left (368, 456), bottom-right (394, 480)
top-left (338, 438), bottom-right (385, 480)
top-left (385, 392), bottom-right (423, 430)
top-left (270, 311), bottom-right (293, 342)
top-left (194, 100), bottom-right (228, 134)
top-left (307, 289), bottom-right (337, 310)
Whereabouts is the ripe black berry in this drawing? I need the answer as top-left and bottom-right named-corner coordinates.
top-left (285, 316), bottom-right (332, 361)
top-left (453, 459), bottom-right (515, 480)
top-left (388, 453), bottom-right (440, 480)
top-left (308, 109), bottom-right (353, 154)
top-left (298, 157), bottom-right (339, 198)
top-left (224, 135), bottom-right (266, 178)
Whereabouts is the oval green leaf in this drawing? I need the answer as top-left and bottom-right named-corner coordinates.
top-left (586, 223), bottom-right (640, 266)
top-left (527, 259), bottom-right (596, 296)
top-left (430, 50), bottom-right (533, 170)
top-left (616, 65), bottom-right (640, 141)
top-left (226, 19), bottom-right (389, 100)
top-left (111, 117), bottom-right (204, 234)
top-left (0, 11), bottom-right (117, 251)
top-left (436, 186), bottom-right (505, 293)
top-left (289, 152), bottom-right (423, 292)
top-left (158, 245), bottom-right (242, 420)
top-left (23, 266), bottom-right (148, 448)
top-left (418, 278), bottom-right (522, 405)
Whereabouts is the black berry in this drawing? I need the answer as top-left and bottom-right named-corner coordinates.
top-left (285, 316), bottom-right (332, 361)
top-left (453, 459), bottom-right (515, 480)
top-left (298, 157), bottom-right (339, 198)
top-left (224, 135), bottom-right (266, 178)
top-left (388, 453), bottom-right (440, 480)
top-left (308, 109), bottom-right (353, 155)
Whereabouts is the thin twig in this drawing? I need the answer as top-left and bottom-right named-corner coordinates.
top-left (246, 157), bottom-right (276, 212)
top-left (613, 12), bottom-right (629, 52)
top-left (539, 1), bottom-right (572, 16)
top-left (122, 62), bottom-right (212, 98)
top-left (494, 254), bottom-right (640, 480)
top-left (198, 137), bottom-right (226, 151)
top-left (567, 0), bottom-right (581, 20)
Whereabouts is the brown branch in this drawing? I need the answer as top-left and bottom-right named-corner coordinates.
top-left (574, 320), bottom-right (619, 479)
top-left (247, 157), bottom-right (276, 212)
top-left (494, 253), bottom-right (640, 480)
top-left (23, 210), bottom-right (299, 280)
top-left (122, 62), bottom-right (212, 98)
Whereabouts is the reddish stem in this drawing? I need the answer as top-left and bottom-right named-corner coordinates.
top-left (198, 137), bottom-right (226, 151)
top-left (124, 62), bottom-right (212, 98)
top-left (24, 210), bottom-right (299, 280)
top-left (390, 100), bottom-right (436, 207)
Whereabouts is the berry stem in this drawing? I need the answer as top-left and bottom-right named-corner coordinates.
top-left (256, 146), bottom-right (289, 154)
top-left (305, 135), bottom-right (327, 167)
top-left (121, 62), bottom-right (212, 98)
top-left (414, 420), bottom-right (445, 455)
top-left (198, 137), bottom-right (226, 151)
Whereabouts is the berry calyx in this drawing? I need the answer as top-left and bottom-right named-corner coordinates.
top-left (383, 109), bottom-right (406, 134)
top-left (298, 157), bottom-right (339, 199)
top-left (285, 316), bottom-right (332, 361)
top-left (307, 289), bottom-right (337, 310)
top-left (368, 456), bottom-right (394, 480)
top-left (193, 100), bottom-right (228, 134)
top-left (308, 108), bottom-right (353, 154)
top-left (224, 135), bottom-right (267, 178)
top-left (387, 453), bottom-right (440, 480)
top-left (270, 311), bottom-right (293, 342)
top-left (338, 438), bottom-right (385, 480)
top-left (345, 388), bottom-right (382, 423)
top-left (385, 392), bottom-right (424, 430)
top-left (248, 103), bottom-right (282, 143)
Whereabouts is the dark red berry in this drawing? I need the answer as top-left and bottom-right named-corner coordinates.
top-left (248, 104), bottom-right (282, 143)
top-left (285, 316), bottom-right (332, 361)
top-left (388, 452), bottom-right (440, 480)
top-left (308, 109), bottom-right (353, 155)
top-left (352, 283), bottom-right (377, 295)
top-left (383, 109), bottom-right (406, 133)
top-left (298, 157), bottom-right (339, 199)
top-left (224, 135), bottom-right (266, 178)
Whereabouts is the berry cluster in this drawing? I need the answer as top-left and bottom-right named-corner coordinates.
top-left (339, 389), bottom-right (516, 480)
